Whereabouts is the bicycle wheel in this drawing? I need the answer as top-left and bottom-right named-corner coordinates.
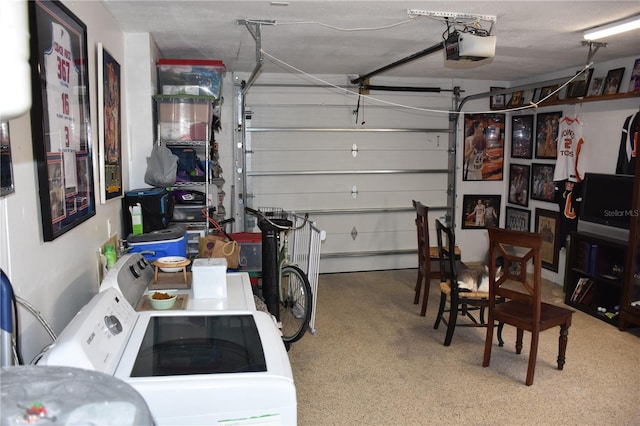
top-left (279, 265), bottom-right (312, 344)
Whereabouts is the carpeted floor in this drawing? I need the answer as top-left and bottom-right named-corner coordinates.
top-left (287, 269), bottom-right (640, 426)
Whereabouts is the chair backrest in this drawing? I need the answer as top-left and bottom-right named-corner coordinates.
top-left (435, 219), bottom-right (458, 285)
top-left (412, 200), bottom-right (429, 270)
top-left (487, 227), bottom-right (544, 318)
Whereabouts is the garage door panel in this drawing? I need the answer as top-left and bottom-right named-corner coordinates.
top-left (249, 150), bottom-right (449, 171)
top-left (251, 174), bottom-right (449, 193)
top-left (248, 131), bottom-right (450, 151)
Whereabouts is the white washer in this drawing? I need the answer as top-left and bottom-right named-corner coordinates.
top-left (39, 254), bottom-right (296, 425)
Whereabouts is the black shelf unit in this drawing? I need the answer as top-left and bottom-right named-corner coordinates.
top-left (565, 231), bottom-right (628, 325)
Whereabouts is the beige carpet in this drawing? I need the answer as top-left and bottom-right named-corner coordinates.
top-left (288, 269), bottom-right (640, 426)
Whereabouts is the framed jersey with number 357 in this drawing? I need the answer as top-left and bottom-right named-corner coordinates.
top-left (29, 0), bottom-right (96, 241)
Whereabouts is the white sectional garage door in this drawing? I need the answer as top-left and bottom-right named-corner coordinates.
top-left (236, 74), bottom-right (455, 273)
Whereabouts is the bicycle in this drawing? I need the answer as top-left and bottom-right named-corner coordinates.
top-left (245, 207), bottom-right (313, 346)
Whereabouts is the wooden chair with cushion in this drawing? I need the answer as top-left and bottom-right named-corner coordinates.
top-left (412, 200), bottom-right (431, 317)
top-left (484, 227), bottom-right (574, 386)
top-left (433, 219), bottom-right (504, 346)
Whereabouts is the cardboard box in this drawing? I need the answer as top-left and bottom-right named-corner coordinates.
top-left (192, 257), bottom-right (227, 299)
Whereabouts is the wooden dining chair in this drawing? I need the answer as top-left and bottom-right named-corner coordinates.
top-left (412, 200), bottom-right (431, 317)
top-left (484, 227), bottom-right (574, 386)
top-left (433, 219), bottom-right (504, 346)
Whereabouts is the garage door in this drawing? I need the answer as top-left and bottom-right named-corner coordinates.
top-left (234, 74), bottom-right (455, 273)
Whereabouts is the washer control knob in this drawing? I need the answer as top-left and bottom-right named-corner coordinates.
top-left (104, 315), bottom-right (123, 335)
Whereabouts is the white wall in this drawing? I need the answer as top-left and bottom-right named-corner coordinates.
top-left (0, 1), bottom-right (125, 364)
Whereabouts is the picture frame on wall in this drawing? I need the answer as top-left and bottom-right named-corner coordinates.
top-left (530, 163), bottom-right (556, 202)
top-left (603, 67), bottom-right (625, 95)
top-left (628, 58), bottom-right (640, 93)
top-left (587, 77), bottom-right (605, 97)
top-left (538, 84), bottom-right (560, 103)
top-left (461, 194), bottom-right (501, 229)
top-left (566, 68), bottom-right (593, 98)
top-left (508, 163), bottom-right (530, 207)
top-left (511, 115), bottom-right (533, 159)
top-left (29, 0), bottom-right (96, 241)
top-left (489, 87), bottom-right (505, 110)
top-left (535, 208), bottom-right (561, 272)
top-left (97, 43), bottom-right (123, 203)
top-left (535, 111), bottom-right (562, 159)
top-left (507, 91), bottom-right (523, 107)
top-left (505, 206), bottom-right (531, 232)
top-left (462, 113), bottom-right (505, 181)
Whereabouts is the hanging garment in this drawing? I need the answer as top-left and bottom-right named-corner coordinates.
top-left (616, 111), bottom-right (639, 175)
top-left (553, 116), bottom-right (584, 182)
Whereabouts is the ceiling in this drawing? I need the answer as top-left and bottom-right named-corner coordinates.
top-left (101, 1), bottom-right (640, 82)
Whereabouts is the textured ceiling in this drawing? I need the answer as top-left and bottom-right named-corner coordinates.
top-left (101, 1), bottom-right (640, 82)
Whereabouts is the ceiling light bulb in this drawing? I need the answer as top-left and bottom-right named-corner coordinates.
top-left (583, 15), bottom-right (640, 40)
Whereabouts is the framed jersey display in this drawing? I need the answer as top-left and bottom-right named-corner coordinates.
top-left (29, 0), bottom-right (95, 241)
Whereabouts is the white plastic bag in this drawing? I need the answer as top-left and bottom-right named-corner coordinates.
top-left (144, 144), bottom-right (178, 187)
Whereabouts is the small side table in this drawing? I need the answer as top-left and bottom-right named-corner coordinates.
top-left (153, 258), bottom-right (191, 283)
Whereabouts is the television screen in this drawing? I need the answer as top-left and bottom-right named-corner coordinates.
top-left (579, 173), bottom-right (635, 229)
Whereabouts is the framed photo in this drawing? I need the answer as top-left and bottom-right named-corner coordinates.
top-left (0, 122), bottom-right (14, 197)
top-left (511, 115), bottom-right (533, 159)
top-left (535, 208), bottom-right (560, 272)
top-left (508, 163), bottom-right (530, 207)
top-left (461, 194), bottom-right (501, 229)
top-left (587, 77), bottom-right (605, 97)
top-left (29, 0), bottom-right (95, 241)
top-left (505, 206), bottom-right (531, 232)
top-left (507, 91), bottom-right (523, 107)
top-left (530, 163), bottom-right (556, 202)
top-left (628, 58), bottom-right (640, 93)
top-left (97, 43), bottom-right (123, 203)
top-left (462, 113), bottom-right (505, 181)
top-left (603, 67), bottom-right (625, 95)
top-left (535, 111), bottom-right (562, 159)
top-left (490, 86), bottom-right (505, 110)
top-left (566, 68), bottom-right (593, 98)
top-left (538, 84), bottom-right (560, 103)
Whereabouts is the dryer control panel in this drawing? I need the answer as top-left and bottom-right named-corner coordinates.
top-left (39, 288), bottom-right (137, 375)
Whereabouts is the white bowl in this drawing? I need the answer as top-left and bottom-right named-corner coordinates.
top-left (148, 290), bottom-right (178, 310)
top-left (155, 256), bottom-right (188, 272)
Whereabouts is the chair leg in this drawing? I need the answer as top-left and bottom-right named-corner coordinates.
top-left (443, 301), bottom-right (458, 346)
top-left (515, 329), bottom-right (524, 354)
top-left (413, 269), bottom-right (423, 305)
top-left (433, 292), bottom-right (446, 329)
top-left (525, 332), bottom-right (540, 386)
top-left (557, 323), bottom-right (570, 370)
top-left (420, 277), bottom-right (429, 317)
top-left (496, 322), bottom-right (504, 347)
top-left (483, 317), bottom-right (494, 367)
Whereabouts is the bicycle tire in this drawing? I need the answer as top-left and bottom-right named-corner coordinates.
top-left (279, 265), bottom-right (312, 344)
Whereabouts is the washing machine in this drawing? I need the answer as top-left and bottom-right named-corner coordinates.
top-left (39, 254), bottom-right (296, 425)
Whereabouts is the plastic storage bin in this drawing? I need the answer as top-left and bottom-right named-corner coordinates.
top-left (155, 95), bottom-right (214, 142)
top-left (157, 59), bottom-right (225, 99)
top-left (230, 232), bottom-right (262, 272)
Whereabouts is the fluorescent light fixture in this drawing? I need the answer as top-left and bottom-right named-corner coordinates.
top-left (583, 15), bottom-right (640, 40)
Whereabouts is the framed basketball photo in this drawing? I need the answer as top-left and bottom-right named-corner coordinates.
top-left (461, 194), bottom-right (501, 229)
